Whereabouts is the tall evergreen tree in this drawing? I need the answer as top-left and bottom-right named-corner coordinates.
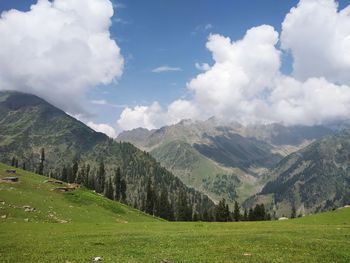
top-left (22, 162), bottom-right (26, 171)
top-left (95, 160), bottom-right (106, 193)
top-left (11, 156), bottom-right (16, 167)
top-left (233, 201), bottom-right (241, 222)
top-left (177, 190), bottom-right (192, 221)
top-left (114, 167), bottom-right (122, 201)
top-left (61, 166), bottom-right (68, 182)
top-left (120, 179), bottom-right (127, 203)
top-left (15, 159), bottom-right (19, 168)
top-left (72, 160), bottom-right (79, 183)
top-left (105, 177), bottom-right (114, 200)
top-left (291, 204), bottom-right (296, 219)
top-left (243, 208), bottom-right (248, 221)
top-left (38, 148), bottom-right (45, 175)
top-left (146, 178), bottom-right (155, 215)
top-left (215, 198), bottom-right (230, 222)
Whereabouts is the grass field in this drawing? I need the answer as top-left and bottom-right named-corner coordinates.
top-left (1, 163), bottom-right (349, 263)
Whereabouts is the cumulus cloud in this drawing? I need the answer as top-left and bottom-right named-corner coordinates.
top-left (117, 0), bottom-right (350, 130)
top-left (195, 63), bottom-right (210, 71)
top-left (87, 121), bottom-right (117, 138)
top-left (281, 0), bottom-right (350, 84)
top-left (0, 0), bottom-right (124, 114)
top-left (151, 66), bottom-right (182, 73)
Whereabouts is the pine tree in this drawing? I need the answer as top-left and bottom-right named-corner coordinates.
top-left (15, 159), bottom-right (19, 168)
top-left (120, 179), bottom-right (127, 203)
top-left (11, 157), bottom-right (16, 167)
top-left (233, 201), bottom-right (241, 222)
top-left (22, 162), bottom-right (26, 170)
top-left (177, 190), bottom-right (192, 221)
top-left (146, 178), bottom-right (155, 215)
top-left (105, 177), bottom-right (114, 200)
top-left (216, 198), bottom-right (230, 222)
top-left (96, 160), bottom-right (105, 193)
top-left (158, 188), bottom-right (173, 220)
top-left (248, 208), bottom-right (254, 221)
top-left (291, 205), bottom-right (296, 219)
top-left (114, 167), bottom-right (122, 201)
top-left (243, 208), bottom-right (248, 221)
top-left (72, 160), bottom-right (79, 183)
top-left (38, 148), bottom-right (45, 175)
top-left (61, 166), bottom-right (68, 182)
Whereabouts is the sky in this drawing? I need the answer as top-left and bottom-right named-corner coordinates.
top-left (1, 0), bottom-right (350, 137)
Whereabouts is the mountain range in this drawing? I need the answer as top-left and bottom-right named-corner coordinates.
top-left (1, 91), bottom-right (349, 218)
top-left (0, 91), bottom-right (215, 220)
top-left (117, 118), bottom-right (334, 208)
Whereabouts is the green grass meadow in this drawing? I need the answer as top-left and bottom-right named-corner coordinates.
top-left (0, 163), bottom-right (349, 262)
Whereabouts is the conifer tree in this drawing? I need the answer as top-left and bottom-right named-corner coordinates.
top-left (291, 205), bottom-right (296, 219)
top-left (146, 178), bottom-right (155, 215)
top-left (233, 201), bottom-right (241, 222)
top-left (96, 160), bottom-right (105, 193)
top-left (11, 157), bottom-right (16, 167)
top-left (72, 160), bottom-right (79, 183)
top-left (38, 148), bottom-right (45, 175)
top-left (114, 167), bottom-right (122, 201)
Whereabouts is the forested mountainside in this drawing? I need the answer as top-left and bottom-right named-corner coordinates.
top-left (260, 129), bottom-right (350, 217)
top-left (0, 91), bottom-right (215, 220)
top-left (117, 118), bottom-right (333, 206)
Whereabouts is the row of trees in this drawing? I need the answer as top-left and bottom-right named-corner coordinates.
top-left (215, 199), bottom-right (272, 222)
top-left (9, 149), bottom-right (276, 222)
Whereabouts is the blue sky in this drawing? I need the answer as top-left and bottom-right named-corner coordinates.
top-left (1, 0), bottom-right (350, 135)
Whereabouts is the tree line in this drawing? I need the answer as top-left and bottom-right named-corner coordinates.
top-left (10, 148), bottom-right (285, 222)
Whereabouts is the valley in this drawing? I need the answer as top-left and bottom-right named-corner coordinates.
top-left (1, 163), bottom-right (349, 263)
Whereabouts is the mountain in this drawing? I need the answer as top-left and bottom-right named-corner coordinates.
top-left (260, 128), bottom-right (350, 217)
top-left (0, 91), bottom-right (215, 220)
top-left (117, 118), bottom-right (333, 205)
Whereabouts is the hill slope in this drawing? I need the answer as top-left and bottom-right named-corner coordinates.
top-left (0, 91), bottom-right (215, 220)
top-left (260, 129), bottom-right (350, 216)
top-left (1, 167), bottom-right (349, 263)
top-left (0, 163), bottom-right (156, 223)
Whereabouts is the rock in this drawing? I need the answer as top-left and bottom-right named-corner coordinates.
top-left (243, 253), bottom-right (252, 256)
top-left (160, 260), bottom-right (171, 263)
top-left (91, 256), bottom-right (103, 262)
top-left (278, 217), bottom-right (289, 220)
top-left (1, 215), bottom-right (7, 219)
top-left (24, 218), bottom-right (29, 222)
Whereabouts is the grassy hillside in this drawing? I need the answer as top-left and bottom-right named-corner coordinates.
top-left (0, 163), bottom-right (156, 223)
top-left (1, 163), bottom-right (349, 262)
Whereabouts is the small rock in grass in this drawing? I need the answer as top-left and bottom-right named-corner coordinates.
top-left (243, 253), bottom-right (252, 256)
top-left (24, 218), bottom-right (29, 222)
top-left (160, 260), bottom-right (171, 263)
top-left (1, 215), bottom-right (7, 219)
top-left (92, 256), bottom-right (103, 262)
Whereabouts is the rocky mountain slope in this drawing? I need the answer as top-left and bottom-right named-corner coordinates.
top-left (117, 118), bottom-right (333, 205)
top-left (0, 91), bottom-right (215, 220)
top-left (260, 129), bottom-right (350, 217)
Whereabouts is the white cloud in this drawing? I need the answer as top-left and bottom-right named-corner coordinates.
top-left (117, 102), bottom-right (165, 130)
top-left (87, 121), bottom-right (117, 138)
top-left (0, 0), bottom-right (124, 114)
top-left (91, 99), bottom-right (108, 105)
top-left (281, 0), bottom-right (350, 85)
top-left (195, 62), bottom-right (210, 71)
top-left (151, 66), bottom-right (182, 73)
top-left (117, 1), bottom-right (350, 130)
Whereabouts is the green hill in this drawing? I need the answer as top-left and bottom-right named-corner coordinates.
top-left (1, 163), bottom-right (349, 262)
top-left (0, 163), bottom-right (156, 223)
top-left (0, 91), bottom-right (215, 220)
